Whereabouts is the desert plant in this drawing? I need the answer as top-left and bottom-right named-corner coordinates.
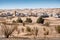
top-left (25, 18), bottom-right (32, 23)
top-left (1, 23), bottom-right (17, 38)
top-left (55, 25), bottom-right (60, 33)
top-left (36, 17), bottom-right (44, 24)
top-left (22, 28), bottom-right (24, 32)
top-left (44, 22), bottom-right (50, 27)
top-left (26, 26), bottom-right (31, 32)
top-left (15, 27), bottom-right (20, 34)
top-left (44, 31), bottom-right (49, 35)
top-left (43, 28), bottom-right (49, 35)
top-left (16, 18), bottom-right (23, 23)
top-left (43, 28), bottom-right (49, 40)
top-left (32, 27), bottom-right (39, 36)
top-left (43, 28), bottom-right (46, 31)
top-left (23, 22), bottom-right (25, 26)
top-left (44, 30), bottom-right (49, 40)
top-left (12, 20), bottom-right (16, 23)
top-left (34, 27), bottom-right (38, 36)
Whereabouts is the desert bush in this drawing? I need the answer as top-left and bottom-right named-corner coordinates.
top-left (43, 28), bottom-right (46, 31)
top-left (25, 18), bottom-right (32, 23)
top-left (36, 17), bottom-right (44, 24)
top-left (43, 28), bottom-right (49, 35)
top-left (44, 22), bottom-right (50, 27)
top-left (44, 31), bottom-right (49, 35)
top-left (16, 18), bottom-right (23, 23)
top-left (23, 22), bottom-right (25, 26)
top-left (22, 28), bottom-right (24, 32)
top-left (26, 26), bottom-right (31, 32)
top-left (34, 27), bottom-right (38, 36)
top-left (12, 20), bottom-right (16, 23)
top-left (1, 24), bottom-right (17, 38)
top-left (32, 27), bottom-right (39, 36)
top-left (55, 25), bottom-right (60, 33)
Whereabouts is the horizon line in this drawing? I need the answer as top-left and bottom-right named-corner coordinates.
top-left (0, 8), bottom-right (60, 10)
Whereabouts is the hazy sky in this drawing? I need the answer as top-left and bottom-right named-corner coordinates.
top-left (0, 0), bottom-right (60, 9)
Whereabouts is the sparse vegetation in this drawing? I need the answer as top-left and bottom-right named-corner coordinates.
top-left (1, 24), bottom-right (17, 38)
top-left (55, 25), bottom-right (60, 33)
top-left (43, 28), bottom-right (46, 31)
top-left (44, 31), bottom-right (49, 35)
top-left (34, 27), bottom-right (38, 36)
top-left (36, 17), bottom-right (44, 24)
top-left (44, 22), bottom-right (50, 27)
top-left (26, 26), bottom-right (31, 32)
top-left (12, 20), bottom-right (16, 23)
top-left (22, 28), bottom-right (24, 32)
top-left (23, 22), bottom-right (25, 26)
top-left (31, 27), bottom-right (39, 36)
top-left (25, 18), bottom-right (32, 23)
top-left (43, 28), bottom-right (49, 35)
top-left (0, 9), bottom-right (60, 39)
top-left (43, 28), bottom-right (49, 40)
top-left (16, 18), bottom-right (23, 23)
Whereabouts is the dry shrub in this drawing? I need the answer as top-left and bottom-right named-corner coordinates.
top-left (25, 18), bottom-right (32, 23)
top-left (26, 26), bottom-right (39, 37)
top-left (55, 25), bottom-right (60, 33)
top-left (44, 22), bottom-right (50, 27)
top-left (21, 28), bottom-right (24, 32)
top-left (26, 26), bottom-right (31, 32)
top-left (23, 22), bottom-right (25, 26)
top-left (16, 18), bottom-right (23, 23)
top-left (32, 27), bottom-right (39, 36)
top-left (12, 20), bottom-right (16, 23)
top-left (1, 23), bottom-right (17, 38)
top-left (44, 31), bottom-right (49, 35)
top-left (36, 17), bottom-right (44, 24)
top-left (43, 28), bottom-right (49, 35)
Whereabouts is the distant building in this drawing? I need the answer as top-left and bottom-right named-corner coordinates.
top-left (23, 13), bottom-right (28, 17)
top-left (40, 13), bottom-right (49, 18)
top-left (6, 12), bottom-right (13, 16)
top-left (56, 13), bottom-right (60, 18)
top-left (15, 12), bottom-right (20, 16)
top-left (0, 13), bottom-right (7, 17)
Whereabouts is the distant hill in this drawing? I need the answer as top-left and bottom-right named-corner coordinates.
top-left (0, 8), bottom-right (60, 14)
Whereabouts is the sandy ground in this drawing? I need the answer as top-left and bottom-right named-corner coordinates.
top-left (0, 17), bottom-right (60, 38)
top-left (8, 23), bottom-right (59, 38)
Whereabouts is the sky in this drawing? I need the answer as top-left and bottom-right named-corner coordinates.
top-left (0, 0), bottom-right (60, 9)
